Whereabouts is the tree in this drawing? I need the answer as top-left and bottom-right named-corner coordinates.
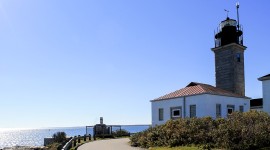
top-left (53, 132), bottom-right (67, 143)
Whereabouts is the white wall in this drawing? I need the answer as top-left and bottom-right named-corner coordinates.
top-left (152, 97), bottom-right (184, 126)
top-left (201, 94), bottom-right (250, 118)
top-left (262, 80), bottom-right (270, 114)
top-left (151, 94), bottom-right (250, 126)
top-left (251, 108), bottom-right (263, 111)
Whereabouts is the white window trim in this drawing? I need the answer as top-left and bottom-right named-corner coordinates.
top-left (172, 109), bottom-right (181, 117)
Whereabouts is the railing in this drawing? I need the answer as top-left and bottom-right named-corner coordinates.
top-left (86, 124), bottom-right (151, 140)
top-left (61, 124), bottom-right (151, 150)
top-left (62, 134), bottom-right (91, 150)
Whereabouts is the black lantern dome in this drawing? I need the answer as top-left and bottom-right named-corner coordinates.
top-left (214, 3), bottom-right (244, 48)
top-left (214, 17), bottom-right (243, 47)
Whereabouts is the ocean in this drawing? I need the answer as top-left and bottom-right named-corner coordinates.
top-left (0, 125), bottom-right (149, 149)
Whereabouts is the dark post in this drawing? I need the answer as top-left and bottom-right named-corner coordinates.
top-left (78, 135), bottom-right (81, 143)
top-left (102, 126), bottom-right (105, 139)
top-left (93, 126), bottom-right (96, 140)
top-left (84, 134), bottom-right (86, 141)
top-left (89, 134), bottom-right (91, 141)
top-left (120, 126), bottom-right (122, 137)
top-left (73, 136), bottom-right (77, 147)
top-left (68, 143), bottom-right (72, 149)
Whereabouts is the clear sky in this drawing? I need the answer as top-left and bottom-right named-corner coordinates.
top-left (0, 0), bottom-right (269, 128)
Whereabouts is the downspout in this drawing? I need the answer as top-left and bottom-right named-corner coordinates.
top-left (183, 96), bottom-right (186, 118)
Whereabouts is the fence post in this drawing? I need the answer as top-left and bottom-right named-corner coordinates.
top-left (84, 134), bottom-right (86, 141)
top-left (78, 135), bottom-right (81, 143)
top-left (89, 134), bottom-right (91, 141)
top-left (68, 142), bottom-right (72, 150)
top-left (120, 126), bottom-right (122, 137)
top-left (73, 136), bottom-right (77, 147)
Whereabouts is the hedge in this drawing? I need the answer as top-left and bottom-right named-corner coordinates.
top-left (130, 111), bottom-right (270, 150)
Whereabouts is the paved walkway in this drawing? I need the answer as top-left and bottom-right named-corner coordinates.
top-left (78, 138), bottom-right (146, 150)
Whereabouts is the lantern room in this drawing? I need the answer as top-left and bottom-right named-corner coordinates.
top-left (214, 17), bottom-right (243, 47)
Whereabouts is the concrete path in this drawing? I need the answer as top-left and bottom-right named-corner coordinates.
top-left (78, 138), bottom-right (146, 150)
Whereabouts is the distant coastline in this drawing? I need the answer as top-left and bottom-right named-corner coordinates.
top-left (0, 126), bottom-right (148, 149)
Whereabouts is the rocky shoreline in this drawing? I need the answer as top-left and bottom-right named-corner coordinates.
top-left (1, 146), bottom-right (46, 150)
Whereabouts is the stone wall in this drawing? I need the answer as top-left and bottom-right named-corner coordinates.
top-left (212, 43), bottom-right (246, 96)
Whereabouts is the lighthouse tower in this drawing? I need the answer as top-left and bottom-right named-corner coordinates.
top-left (211, 4), bottom-right (246, 96)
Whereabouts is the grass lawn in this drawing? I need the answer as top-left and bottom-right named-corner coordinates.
top-left (149, 146), bottom-right (200, 150)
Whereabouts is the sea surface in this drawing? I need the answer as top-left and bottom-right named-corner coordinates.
top-left (0, 125), bottom-right (149, 149)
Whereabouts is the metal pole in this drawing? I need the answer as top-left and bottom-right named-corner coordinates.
top-left (236, 2), bottom-right (240, 30)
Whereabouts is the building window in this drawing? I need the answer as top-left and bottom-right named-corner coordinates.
top-left (239, 106), bottom-right (244, 112)
top-left (158, 108), bottom-right (164, 121)
top-left (172, 109), bottom-right (181, 117)
top-left (227, 105), bottom-right (235, 115)
top-left (216, 104), bottom-right (221, 118)
top-left (236, 53), bottom-right (241, 62)
top-left (170, 107), bottom-right (182, 119)
top-left (190, 105), bottom-right (196, 118)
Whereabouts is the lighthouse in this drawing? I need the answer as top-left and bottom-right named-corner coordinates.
top-left (212, 3), bottom-right (246, 96)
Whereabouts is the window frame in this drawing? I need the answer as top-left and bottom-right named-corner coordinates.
top-left (216, 104), bottom-right (221, 118)
top-left (239, 105), bottom-right (244, 112)
top-left (227, 105), bottom-right (235, 115)
top-left (170, 106), bottom-right (182, 119)
top-left (158, 108), bottom-right (164, 121)
top-left (236, 53), bottom-right (241, 62)
top-left (190, 105), bottom-right (196, 118)
top-left (172, 109), bottom-right (181, 117)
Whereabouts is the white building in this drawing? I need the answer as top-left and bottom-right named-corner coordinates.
top-left (151, 82), bottom-right (250, 126)
top-left (150, 8), bottom-right (270, 126)
top-left (251, 74), bottom-right (270, 113)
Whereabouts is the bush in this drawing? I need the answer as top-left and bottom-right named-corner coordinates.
top-left (112, 129), bottom-right (130, 137)
top-left (52, 132), bottom-right (67, 143)
top-left (130, 111), bottom-right (270, 150)
top-left (214, 111), bottom-right (270, 150)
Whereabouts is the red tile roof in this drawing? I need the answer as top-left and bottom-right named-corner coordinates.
top-left (152, 82), bottom-right (249, 101)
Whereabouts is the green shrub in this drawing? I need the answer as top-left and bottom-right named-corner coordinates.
top-left (214, 111), bottom-right (270, 150)
top-left (112, 129), bottom-right (130, 137)
top-left (130, 111), bottom-right (270, 150)
top-left (52, 132), bottom-right (67, 143)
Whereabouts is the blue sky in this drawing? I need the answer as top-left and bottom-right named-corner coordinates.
top-left (0, 0), bottom-right (269, 128)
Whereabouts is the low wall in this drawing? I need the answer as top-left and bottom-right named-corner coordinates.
top-left (44, 138), bottom-right (54, 146)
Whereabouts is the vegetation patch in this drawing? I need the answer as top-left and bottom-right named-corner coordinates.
top-left (149, 146), bottom-right (200, 150)
top-left (130, 111), bottom-right (270, 150)
top-left (112, 129), bottom-right (130, 137)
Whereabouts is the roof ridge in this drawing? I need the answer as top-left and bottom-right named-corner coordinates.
top-left (197, 84), bottom-right (210, 93)
top-left (186, 82), bottom-right (210, 87)
top-left (152, 82), bottom-right (250, 101)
